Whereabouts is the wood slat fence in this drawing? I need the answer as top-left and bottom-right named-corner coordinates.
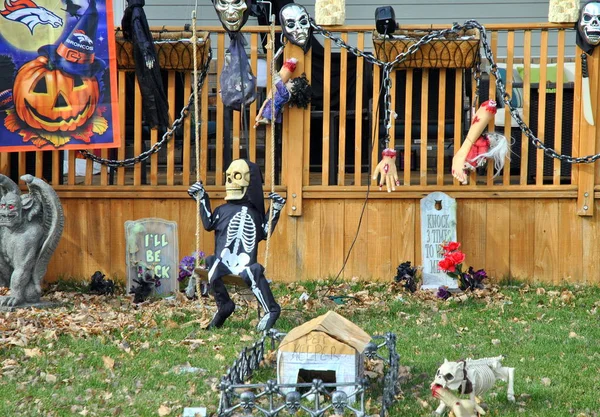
top-left (2, 22), bottom-right (600, 285)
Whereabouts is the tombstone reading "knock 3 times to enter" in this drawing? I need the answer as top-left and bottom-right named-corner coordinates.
top-left (420, 192), bottom-right (458, 290)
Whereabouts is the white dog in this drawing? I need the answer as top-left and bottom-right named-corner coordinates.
top-left (431, 356), bottom-right (515, 415)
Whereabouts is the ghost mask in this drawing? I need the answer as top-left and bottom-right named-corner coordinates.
top-left (577, 2), bottom-right (600, 54)
top-left (213, 0), bottom-right (251, 33)
top-left (225, 159), bottom-right (251, 200)
top-left (280, 3), bottom-right (312, 52)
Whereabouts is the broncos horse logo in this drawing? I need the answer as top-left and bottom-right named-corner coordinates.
top-left (0, 0), bottom-right (63, 34)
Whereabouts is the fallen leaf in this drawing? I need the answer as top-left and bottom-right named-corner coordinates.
top-left (240, 334), bottom-right (254, 342)
top-left (23, 348), bottom-right (42, 357)
top-left (541, 377), bottom-right (551, 386)
top-left (102, 356), bottom-right (115, 370)
top-left (214, 353), bottom-right (225, 361)
top-left (158, 405), bottom-right (171, 416)
top-left (45, 373), bottom-right (57, 383)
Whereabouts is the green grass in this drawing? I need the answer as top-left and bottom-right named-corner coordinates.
top-left (1, 281), bottom-right (599, 417)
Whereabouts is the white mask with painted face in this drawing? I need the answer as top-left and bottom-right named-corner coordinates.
top-left (579, 2), bottom-right (600, 46)
top-left (280, 4), bottom-right (311, 48)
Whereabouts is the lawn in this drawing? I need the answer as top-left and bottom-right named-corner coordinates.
top-left (1, 280), bottom-right (599, 417)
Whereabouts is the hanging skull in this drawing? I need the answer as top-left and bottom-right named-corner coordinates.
top-left (578, 2), bottom-right (600, 51)
top-left (213, 0), bottom-right (251, 33)
top-left (280, 4), bottom-right (312, 52)
top-left (225, 159), bottom-right (251, 200)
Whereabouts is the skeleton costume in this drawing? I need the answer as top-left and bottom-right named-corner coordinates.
top-left (577, 1), bottom-right (600, 54)
top-left (188, 160), bottom-right (285, 331)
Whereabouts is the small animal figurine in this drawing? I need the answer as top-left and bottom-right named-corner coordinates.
top-left (431, 384), bottom-right (486, 417)
top-left (431, 356), bottom-right (515, 416)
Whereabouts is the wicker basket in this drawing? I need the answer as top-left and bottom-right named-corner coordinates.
top-left (115, 29), bottom-right (210, 71)
top-left (372, 28), bottom-right (480, 69)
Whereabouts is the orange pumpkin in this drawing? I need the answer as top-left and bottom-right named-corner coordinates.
top-left (13, 56), bottom-right (99, 132)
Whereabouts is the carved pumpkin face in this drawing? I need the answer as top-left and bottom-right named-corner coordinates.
top-left (13, 56), bottom-right (99, 132)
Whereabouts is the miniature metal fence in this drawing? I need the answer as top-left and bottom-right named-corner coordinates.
top-left (217, 330), bottom-right (400, 417)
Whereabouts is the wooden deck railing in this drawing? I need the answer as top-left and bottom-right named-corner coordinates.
top-left (0, 22), bottom-right (586, 195)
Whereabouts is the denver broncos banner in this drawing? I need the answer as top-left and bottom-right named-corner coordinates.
top-left (0, 0), bottom-right (120, 151)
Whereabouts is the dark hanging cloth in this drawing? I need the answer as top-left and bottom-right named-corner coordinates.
top-left (220, 33), bottom-right (257, 111)
top-left (121, 0), bottom-right (169, 129)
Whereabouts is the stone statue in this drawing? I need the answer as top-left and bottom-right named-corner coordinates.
top-left (0, 174), bottom-right (64, 307)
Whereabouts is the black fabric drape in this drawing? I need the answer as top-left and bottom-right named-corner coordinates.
top-left (122, 0), bottom-right (169, 129)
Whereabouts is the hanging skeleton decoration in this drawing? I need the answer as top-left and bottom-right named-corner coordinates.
top-left (213, 0), bottom-right (252, 33)
top-left (188, 159), bottom-right (286, 331)
top-left (431, 356), bottom-right (515, 416)
top-left (577, 1), bottom-right (600, 54)
top-left (279, 3), bottom-right (312, 52)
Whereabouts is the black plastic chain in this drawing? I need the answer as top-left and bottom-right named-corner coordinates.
top-left (463, 19), bottom-right (600, 164)
top-left (312, 20), bottom-right (467, 147)
top-left (314, 19), bottom-right (600, 164)
top-left (78, 48), bottom-right (213, 168)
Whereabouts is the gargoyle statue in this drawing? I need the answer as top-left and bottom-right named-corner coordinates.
top-left (0, 174), bottom-right (64, 307)
top-left (431, 356), bottom-right (515, 416)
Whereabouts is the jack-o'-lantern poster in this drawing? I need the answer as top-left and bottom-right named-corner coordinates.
top-left (0, 0), bottom-right (120, 150)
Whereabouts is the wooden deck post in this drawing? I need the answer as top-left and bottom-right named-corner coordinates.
top-left (576, 50), bottom-right (598, 216)
top-left (282, 44), bottom-right (305, 216)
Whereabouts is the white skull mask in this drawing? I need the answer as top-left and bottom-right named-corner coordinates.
top-left (579, 2), bottom-right (600, 46)
top-left (214, 0), bottom-right (249, 32)
top-left (280, 4), bottom-right (311, 48)
top-left (432, 359), bottom-right (464, 391)
top-left (225, 159), bottom-right (251, 200)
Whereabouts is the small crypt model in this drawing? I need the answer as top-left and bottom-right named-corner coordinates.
top-left (188, 159), bottom-right (286, 331)
top-left (0, 174), bottom-right (64, 307)
top-left (431, 356), bottom-right (515, 416)
top-left (276, 310), bottom-right (372, 401)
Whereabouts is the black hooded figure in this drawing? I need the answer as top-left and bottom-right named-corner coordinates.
top-left (121, 0), bottom-right (169, 129)
top-left (187, 159), bottom-right (286, 331)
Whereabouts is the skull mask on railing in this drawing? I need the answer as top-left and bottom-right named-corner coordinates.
top-left (578, 2), bottom-right (600, 53)
top-left (280, 3), bottom-right (312, 52)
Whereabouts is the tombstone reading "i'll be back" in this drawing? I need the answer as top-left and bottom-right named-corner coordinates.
top-left (125, 218), bottom-right (179, 295)
top-left (420, 192), bottom-right (459, 290)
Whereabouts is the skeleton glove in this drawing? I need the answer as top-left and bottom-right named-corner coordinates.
top-left (268, 192), bottom-right (286, 213)
top-left (187, 181), bottom-right (206, 201)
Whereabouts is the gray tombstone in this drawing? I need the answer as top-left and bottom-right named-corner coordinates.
top-left (125, 218), bottom-right (179, 296)
top-left (420, 192), bottom-right (459, 290)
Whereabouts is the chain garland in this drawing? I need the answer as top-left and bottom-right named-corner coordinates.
top-left (82, 21), bottom-right (600, 167)
top-left (463, 19), bottom-right (600, 164)
top-left (313, 19), bottom-right (600, 164)
top-left (78, 48), bottom-right (213, 167)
